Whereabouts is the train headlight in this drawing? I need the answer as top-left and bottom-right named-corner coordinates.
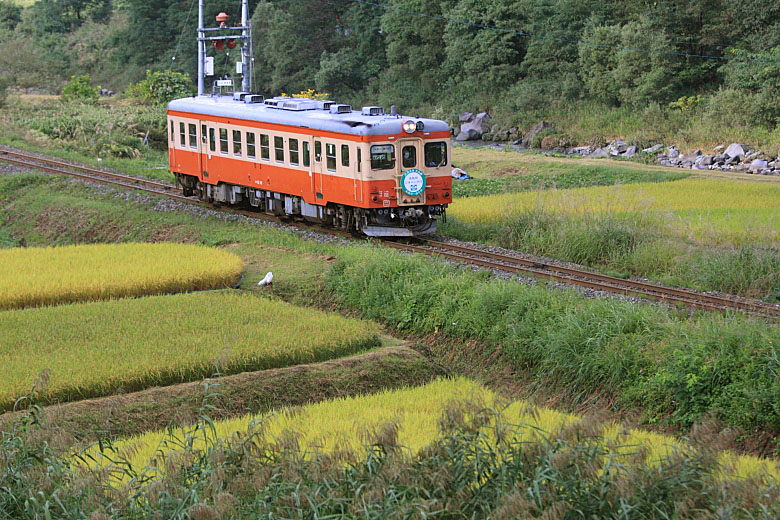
top-left (403, 120), bottom-right (416, 133)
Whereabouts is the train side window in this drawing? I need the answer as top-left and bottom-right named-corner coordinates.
top-left (370, 144), bottom-right (395, 170)
top-left (179, 122), bottom-right (186, 147)
top-left (260, 134), bottom-right (270, 160)
top-left (169, 121), bottom-right (174, 142)
top-left (402, 145), bottom-right (416, 168)
top-left (219, 128), bottom-right (228, 154)
top-left (201, 124), bottom-right (207, 144)
top-left (326, 143), bottom-right (336, 171)
top-left (233, 130), bottom-right (242, 156)
top-left (341, 144), bottom-right (349, 167)
top-left (246, 132), bottom-right (256, 159)
top-left (289, 138), bottom-right (299, 165)
top-left (314, 141), bottom-right (322, 162)
top-left (424, 142), bottom-right (448, 167)
top-left (209, 128), bottom-right (216, 153)
top-left (357, 147), bottom-right (362, 173)
top-left (189, 124), bottom-right (197, 149)
top-left (274, 136), bottom-right (284, 163)
top-left (303, 142), bottom-right (310, 167)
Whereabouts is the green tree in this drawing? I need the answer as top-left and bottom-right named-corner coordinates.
top-left (61, 74), bottom-right (99, 102)
top-left (579, 18), bottom-right (682, 106)
top-left (126, 69), bottom-right (193, 104)
top-left (0, 1), bottom-right (21, 31)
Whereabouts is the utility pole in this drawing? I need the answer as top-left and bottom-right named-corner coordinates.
top-left (241, 0), bottom-right (251, 93)
top-left (197, 0), bottom-right (205, 96)
top-left (197, 0), bottom-right (252, 96)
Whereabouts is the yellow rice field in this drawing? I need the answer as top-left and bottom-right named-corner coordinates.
top-left (0, 243), bottom-right (243, 310)
top-left (85, 378), bottom-right (779, 484)
top-left (0, 291), bottom-right (380, 410)
top-left (450, 179), bottom-right (780, 245)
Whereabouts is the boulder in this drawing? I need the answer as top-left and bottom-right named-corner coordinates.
top-left (521, 121), bottom-right (556, 148)
top-left (713, 145), bottom-right (725, 152)
top-left (750, 159), bottom-right (768, 172)
top-left (569, 146), bottom-right (591, 156)
top-left (608, 139), bottom-right (628, 156)
top-left (681, 150), bottom-right (702, 162)
top-left (698, 155), bottom-right (714, 166)
top-left (624, 145), bottom-right (637, 157)
top-left (590, 147), bottom-right (610, 158)
top-left (459, 112), bottom-right (474, 123)
top-left (724, 143), bottom-right (745, 159)
top-left (456, 112), bottom-right (491, 142)
top-left (643, 144), bottom-right (663, 154)
top-left (667, 147), bottom-right (679, 159)
top-left (744, 150), bottom-right (762, 161)
top-left (725, 155), bottom-right (741, 165)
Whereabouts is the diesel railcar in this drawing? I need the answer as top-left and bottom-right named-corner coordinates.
top-left (167, 94), bottom-right (452, 236)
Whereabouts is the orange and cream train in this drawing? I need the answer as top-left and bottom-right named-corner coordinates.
top-left (167, 94), bottom-right (452, 236)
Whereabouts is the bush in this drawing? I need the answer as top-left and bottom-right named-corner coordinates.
top-left (0, 75), bottom-right (8, 107)
top-left (126, 69), bottom-right (193, 105)
top-left (60, 74), bottom-right (99, 102)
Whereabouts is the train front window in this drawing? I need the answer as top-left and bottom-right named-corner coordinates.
top-left (370, 144), bottom-right (395, 170)
top-left (274, 136), bottom-right (284, 163)
top-left (303, 141), bottom-right (310, 167)
top-left (424, 142), bottom-right (448, 167)
top-left (402, 145), bottom-right (416, 168)
top-left (260, 134), bottom-right (269, 160)
top-left (233, 130), bottom-right (242, 156)
top-left (246, 132), bottom-right (256, 158)
top-left (326, 143), bottom-right (336, 171)
top-left (219, 128), bottom-right (228, 154)
top-left (289, 138), bottom-right (299, 165)
top-left (209, 128), bottom-right (216, 152)
top-left (189, 124), bottom-right (197, 149)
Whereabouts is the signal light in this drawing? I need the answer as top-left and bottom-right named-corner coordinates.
top-left (227, 39), bottom-right (237, 49)
top-left (213, 40), bottom-right (224, 50)
top-left (416, 121), bottom-right (425, 132)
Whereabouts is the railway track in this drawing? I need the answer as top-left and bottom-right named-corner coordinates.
top-left (3, 147), bottom-right (779, 320)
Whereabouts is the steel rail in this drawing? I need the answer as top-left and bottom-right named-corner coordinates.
top-left (3, 148), bottom-right (778, 319)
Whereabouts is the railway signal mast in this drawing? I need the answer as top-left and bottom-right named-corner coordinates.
top-left (196, 0), bottom-right (252, 96)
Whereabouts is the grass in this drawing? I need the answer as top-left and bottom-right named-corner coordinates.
top-left (85, 378), bottom-right (779, 484)
top-left (0, 242), bottom-right (243, 310)
top-left (0, 291), bottom-right (381, 410)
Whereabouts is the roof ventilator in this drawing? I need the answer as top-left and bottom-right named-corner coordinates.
top-left (233, 92), bottom-right (249, 101)
top-left (330, 104), bottom-right (352, 114)
top-left (281, 100), bottom-right (318, 111)
top-left (244, 94), bottom-right (264, 104)
top-left (362, 106), bottom-right (385, 116)
top-left (317, 101), bottom-right (336, 110)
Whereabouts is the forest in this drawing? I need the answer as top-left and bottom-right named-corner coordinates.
top-left (2, 0), bottom-right (780, 136)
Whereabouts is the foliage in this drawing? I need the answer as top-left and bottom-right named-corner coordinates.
top-left (0, 75), bottom-right (8, 107)
top-left (60, 73), bottom-right (99, 102)
top-left (126, 69), bottom-right (192, 105)
top-left (281, 88), bottom-right (330, 100)
top-left (0, 291), bottom-right (380, 410)
top-left (0, 242), bottom-right (242, 310)
top-left (326, 247), bottom-right (780, 431)
top-left (0, 0), bottom-right (21, 30)
top-left (87, 379), bottom-right (777, 484)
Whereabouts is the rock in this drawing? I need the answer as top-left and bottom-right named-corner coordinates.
top-left (521, 121), bottom-right (555, 148)
top-left (624, 145), bottom-right (637, 157)
top-left (698, 155), bottom-right (714, 166)
top-left (681, 150), bottom-right (702, 162)
top-left (725, 155), bottom-right (741, 165)
top-left (724, 143), bottom-right (745, 159)
top-left (568, 146), bottom-right (591, 156)
top-left (590, 147), bottom-right (610, 158)
top-left (459, 112), bottom-right (474, 123)
top-left (713, 145), bottom-right (725, 152)
top-left (659, 160), bottom-right (672, 167)
top-left (750, 159), bottom-right (768, 171)
top-left (643, 144), bottom-right (663, 154)
top-left (457, 112), bottom-right (490, 141)
top-left (608, 139), bottom-right (628, 156)
top-left (693, 164), bottom-right (709, 170)
top-left (667, 147), bottom-right (679, 159)
top-left (681, 161), bottom-right (694, 168)
top-left (745, 150), bottom-right (762, 161)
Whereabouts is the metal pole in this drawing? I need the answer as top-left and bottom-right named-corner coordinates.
top-left (241, 0), bottom-right (250, 93)
top-left (197, 0), bottom-right (205, 96)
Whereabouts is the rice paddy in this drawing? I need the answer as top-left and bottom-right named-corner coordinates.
top-left (0, 291), bottom-right (380, 410)
top-left (85, 378), bottom-right (779, 484)
top-left (0, 243), bottom-right (244, 310)
top-left (449, 178), bottom-right (780, 246)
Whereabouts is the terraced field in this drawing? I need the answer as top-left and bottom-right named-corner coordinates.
top-left (0, 243), bottom-right (243, 310)
top-left (0, 291), bottom-right (380, 410)
top-left (86, 378), bottom-right (779, 484)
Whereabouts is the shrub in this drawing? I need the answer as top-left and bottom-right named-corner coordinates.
top-left (0, 75), bottom-right (8, 107)
top-left (60, 74), bottom-right (99, 103)
top-left (126, 69), bottom-right (193, 105)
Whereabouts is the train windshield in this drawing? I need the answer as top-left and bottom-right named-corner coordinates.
top-left (371, 144), bottom-right (395, 170)
top-left (424, 142), bottom-right (447, 168)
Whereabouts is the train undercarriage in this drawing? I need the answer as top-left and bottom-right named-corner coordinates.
top-left (175, 173), bottom-right (445, 237)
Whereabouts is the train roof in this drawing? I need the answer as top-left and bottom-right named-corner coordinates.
top-left (168, 95), bottom-right (450, 137)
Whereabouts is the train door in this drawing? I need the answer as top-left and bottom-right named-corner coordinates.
top-left (312, 139), bottom-right (324, 201)
top-left (353, 143), bottom-right (363, 203)
top-left (397, 138), bottom-right (425, 204)
top-left (200, 121), bottom-right (218, 183)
